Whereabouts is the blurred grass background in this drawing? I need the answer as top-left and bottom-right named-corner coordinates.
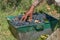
top-left (0, 0), bottom-right (60, 40)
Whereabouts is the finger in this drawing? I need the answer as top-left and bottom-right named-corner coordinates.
top-left (23, 15), bottom-right (27, 21)
top-left (29, 13), bottom-right (32, 21)
top-left (20, 15), bottom-right (25, 22)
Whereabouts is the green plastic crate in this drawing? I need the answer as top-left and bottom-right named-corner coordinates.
top-left (7, 13), bottom-right (58, 40)
top-left (7, 15), bottom-right (51, 33)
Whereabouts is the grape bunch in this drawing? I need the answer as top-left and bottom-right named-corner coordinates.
top-left (11, 13), bottom-right (46, 27)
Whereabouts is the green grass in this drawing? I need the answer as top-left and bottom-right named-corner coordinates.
top-left (0, 8), bottom-right (27, 40)
top-left (0, 11), bottom-right (17, 40)
top-left (0, 3), bottom-right (59, 40)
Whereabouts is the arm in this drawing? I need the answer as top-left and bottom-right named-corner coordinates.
top-left (20, 0), bottom-right (44, 21)
top-left (20, 5), bottom-right (35, 21)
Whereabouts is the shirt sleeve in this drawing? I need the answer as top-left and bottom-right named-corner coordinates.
top-left (32, 0), bottom-right (42, 6)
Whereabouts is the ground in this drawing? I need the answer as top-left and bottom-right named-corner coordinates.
top-left (47, 28), bottom-right (60, 40)
top-left (0, 2), bottom-right (60, 40)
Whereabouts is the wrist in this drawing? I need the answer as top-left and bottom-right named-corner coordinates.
top-left (29, 5), bottom-right (35, 12)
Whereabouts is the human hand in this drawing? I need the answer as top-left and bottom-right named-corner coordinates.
top-left (20, 11), bottom-right (33, 22)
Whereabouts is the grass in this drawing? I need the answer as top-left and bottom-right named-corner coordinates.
top-left (0, 8), bottom-right (27, 40)
top-left (0, 3), bottom-right (59, 40)
top-left (0, 11), bottom-right (17, 40)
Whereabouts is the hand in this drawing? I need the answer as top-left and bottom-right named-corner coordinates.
top-left (20, 11), bottom-right (32, 22)
top-left (20, 0), bottom-right (44, 22)
top-left (20, 5), bottom-right (35, 22)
